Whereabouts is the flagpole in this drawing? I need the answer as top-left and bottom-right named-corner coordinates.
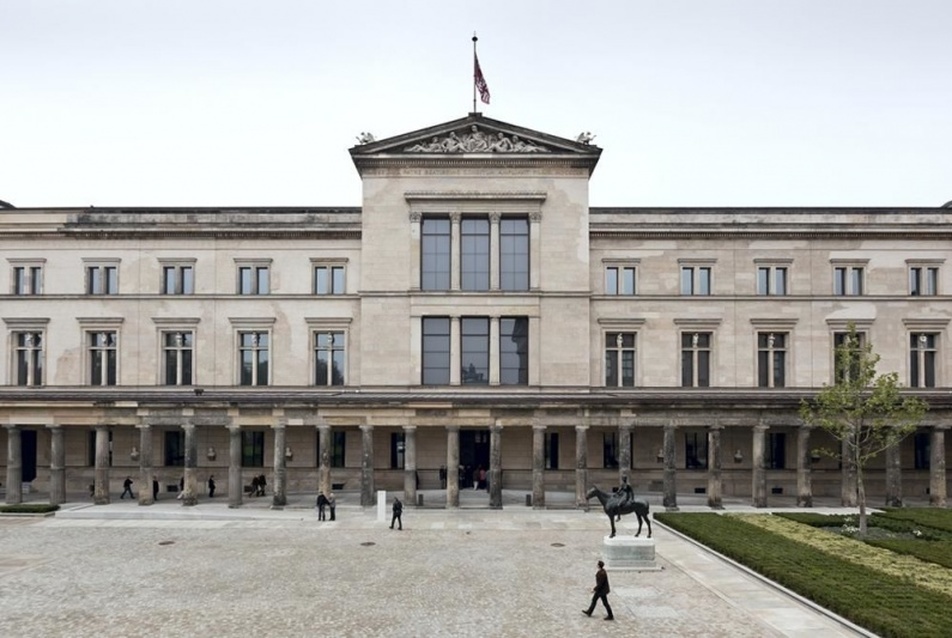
top-left (472, 33), bottom-right (478, 113)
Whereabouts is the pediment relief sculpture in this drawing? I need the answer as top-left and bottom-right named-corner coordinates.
top-left (404, 125), bottom-right (550, 154)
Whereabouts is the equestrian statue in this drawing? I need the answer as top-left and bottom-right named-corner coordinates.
top-left (585, 477), bottom-right (651, 539)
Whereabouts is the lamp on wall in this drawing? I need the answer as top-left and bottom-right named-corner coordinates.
top-left (285, 446), bottom-right (293, 461)
top-left (130, 446), bottom-right (140, 461)
top-left (206, 446), bottom-right (216, 461)
top-left (733, 449), bottom-right (743, 463)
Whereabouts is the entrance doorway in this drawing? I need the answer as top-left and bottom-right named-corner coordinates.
top-left (460, 429), bottom-right (490, 489)
top-left (21, 429), bottom-right (37, 483)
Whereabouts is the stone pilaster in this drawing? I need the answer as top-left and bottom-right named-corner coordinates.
top-left (529, 211), bottom-right (541, 290)
top-left (446, 425), bottom-right (460, 509)
top-left (182, 420), bottom-right (197, 506)
top-left (752, 423), bottom-right (767, 508)
top-left (489, 212), bottom-right (500, 290)
top-left (841, 438), bottom-right (857, 507)
top-left (531, 424), bottom-right (546, 509)
top-left (489, 317), bottom-right (500, 386)
top-left (137, 422), bottom-right (154, 506)
top-left (706, 425), bottom-right (723, 509)
top-left (617, 421), bottom-right (632, 487)
top-left (575, 425), bottom-right (589, 508)
top-left (228, 424), bottom-right (243, 508)
top-left (272, 418), bottom-right (287, 507)
top-left (48, 425), bottom-right (65, 506)
top-left (318, 424), bottom-right (331, 498)
top-left (450, 212), bottom-right (461, 291)
top-left (403, 425), bottom-right (417, 504)
top-left (884, 440), bottom-right (902, 507)
top-left (5, 425), bottom-right (22, 505)
top-left (662, 422), bottom-right (678, 510)
top-left (359, 425), bottom-right (374, 507)
top-left (489, 422), bottom-right (502, 509)
top-left (408, 211), bottom-right (421, 291)
top-left (930, 425), bottom-right (948, 507)
top-left (796, 425), bottom-right (813, 508)
top-left (450, 318), bottom-right (461, 386)
top-left (94, 425), bottom-right (110, 505)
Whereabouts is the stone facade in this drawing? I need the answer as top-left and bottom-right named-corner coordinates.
top-left (1, 113), bottom-right (950, 508)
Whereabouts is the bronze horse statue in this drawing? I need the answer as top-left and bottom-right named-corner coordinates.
top-left (586, 486), bottom-right (651, 539)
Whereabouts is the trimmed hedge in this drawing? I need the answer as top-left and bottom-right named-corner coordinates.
top-left (776, 511), bottom-right (952, 540)
top-left (0, 503), bottom-right (60, 514)
top-left (878, 508), bottom-right (952, 534)
top-left (865, 540), bottom-right (952, 570)
top-left (655, 512), bottom-right (952, 638)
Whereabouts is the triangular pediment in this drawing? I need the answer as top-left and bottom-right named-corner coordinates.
top-left (349, 113), bottom-right (601, 159)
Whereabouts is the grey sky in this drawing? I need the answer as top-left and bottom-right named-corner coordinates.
top-left (2, 1), bottom-right (949, 208)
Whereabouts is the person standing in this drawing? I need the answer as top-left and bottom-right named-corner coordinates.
top-left (582, 560), bottom-right (614, 621)
top-left (208, 475), bottom-right (216, 498)
top-left (328, 492), bottom-right (336, 521)
top-left (390, 496), bottom-right (403, 530)
top-left (439, 465), bottom-right (447, 489)
top-left (121, 476), bottom-right (134, 499)
top-left (316, 492), bottom-right (329, 521)
top-left (152, 478), bottom-right (160, 501)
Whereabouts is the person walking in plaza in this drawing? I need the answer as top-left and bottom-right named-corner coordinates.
top-left (390, 496), bottom-right (403, 530)
top-left (583, 560), bottom-right (614, 621)
top-left (328, 492), bottom-right (336, 520)
top-left (316, 492), bottom-right (329, 521)
top-left (207, 475), bottom-right (216, 498)
top-left (152, 478), bottom-right (159, 501)
top-left (120, 476), bottom-right (134, 499)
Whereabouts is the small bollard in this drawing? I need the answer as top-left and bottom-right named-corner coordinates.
top-left (417, 494), bottom-right (424, 507)
top-left (525, 494), bottom-right (532, 507)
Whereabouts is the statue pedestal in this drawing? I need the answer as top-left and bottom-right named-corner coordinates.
top-left (602, 535), bottom-right (660, 571)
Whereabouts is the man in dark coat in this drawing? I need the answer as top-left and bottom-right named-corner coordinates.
top-left (582, 560), bottom-right (614, 620)
top-left (316, 492), bottom-right (329, 521)
top-left (121, 476), bottom-right (134, 499)
top-left (390, 497), bottom-right (403, 530)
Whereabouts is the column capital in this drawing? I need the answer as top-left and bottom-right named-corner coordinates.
top-left (707, 423), bottom-right (724, 431)
top-left (272, 419), bottom-right (288, 430)
top-left (135, 422), bottom-right (152, 431)
top-left (532, 423), bottom-right (547, 432)
top-left (45, 423), bottom-right (63, 431)
top-left (933, 424), bottom-right (951, 432)
top-left (316, 423), bottom-right (331, 432)
top-left (445, 425), bottom-right (460, 433)
top-left (359, 424), bottom-right (374, 433)
top-left (401, 425), bottom-right (417, 433)
top-left (181, 422), bottom-right (196, 432)
top-left (449, 211), bottom-right (462, 223)
top-left (754, 423), bottom-right (769, 433)
top-left (3, 423), bottom-right (19, 431)
top-left (574, 425), bottom-right (589, 432)
top-left (226, 424), bottom-right (242, 434)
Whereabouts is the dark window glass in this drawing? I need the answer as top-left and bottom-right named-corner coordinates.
top-left (500, 317), bottom-right (529, 385)
top-left (421, 218), bottom-right (451, 291)
top-left (239, 332), bottom-right (269, 386)
top-left (461, 218), bottom-right (490, 291)
top-left (332, 431), bottom-right (346, 467)
top-left (422, 317), bottom-right (450, 384)
top-left (89, 331), bottom-right (118, 386)
top-left (390, 432), bottom-right (405, 469)
top-left (163, 331), bottom-right (193, 386)
top-left (757, 332), bottom-right (786, 388)
top-left (164, 430), bottom-right (185, 467)
top-left (545, 433), bottom-right (559, 469)
top-left (605, 332), bottom-right (636, 387)
top-left (767, 432), bottom-right (786, 469)
top-left (914, 432), bottom-right (930, 470)
top-left (241, 431), bottom-right (265, 467)
top-left (910, 333), bottom-right (937, 388)
top-left (315, 331), bottom-right (345, 386)
top-left (460, 317), bottom-right (489, 384)
top-left (685, 432), bottom-right (708, 469)
top-left (499, 218), bottom-right (529, 291)
top-left (681, 332), bottom-right (711, 387)
top-left (603, 432), bottom-right (618, 468)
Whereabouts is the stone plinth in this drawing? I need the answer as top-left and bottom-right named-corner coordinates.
top-left (602, 535), bottom-right (659, 571)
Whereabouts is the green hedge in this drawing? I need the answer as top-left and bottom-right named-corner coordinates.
top-left (878, 508), bottom-right (952, 534)
top-left (655, 512), bottom-right (952, 638)
top-left (0, 503), bottom-right (60, 514)
top-left (865, 540), bottom-right (952, 570)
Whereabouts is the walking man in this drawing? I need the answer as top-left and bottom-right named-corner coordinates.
top-left (583, 560), bottom-right (614, 621)
top-left (120, 476), bottom-right (134, 499)
top-left (208, 475), bottom-right (216, 498)
top-left (390, 496), bottom-right (403, 530)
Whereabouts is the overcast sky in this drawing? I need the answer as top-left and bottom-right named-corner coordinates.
top-left (2, 1), bottom-right (950, 209)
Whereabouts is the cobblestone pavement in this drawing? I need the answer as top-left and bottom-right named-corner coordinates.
top-left (0, 495), bottom-right (871, 638)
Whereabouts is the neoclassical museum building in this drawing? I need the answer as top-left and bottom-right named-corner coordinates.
top-left (1, 113), bottom-right (950, 510)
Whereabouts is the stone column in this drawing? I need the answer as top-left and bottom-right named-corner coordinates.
top-left (403, 425), bottom-right (417, 504)
top-left (489, 212), bottom-right (500, 290)
top-left (929, 425), bottom-right (948, 507)
top-left (796, 425), bottom-right (813, 508)
top-left (450, 212), bottom-right (461, 291)
top-left (662, 422), bottom-right (678, 510)
top-left (618, 421), bottom-right (632, 487)
top-left (706, 425), bottom-right (723, 509)
top-left (48, 425), bottom-right (66, 506)
top-left (409, 212), bottom-right (422, 291)
top-left (489, 316), bottom-right (500, 386)
top-left (446, 425), bottom-right (460, 508)
top-left (531, 424), bottom-right (546, 509)
top-left (137, 422), bottom-right (154, 506)
top-left (94, 425), bottom-right (110, 505)
top-left (318, 424), bottom-right (331, 499)
top-left (575, 425), bottom-right (588, 508)
top-left (228, 424), bottom-right (243, 508)
top-left (840, 438), bottom-right (857, 507)
top-left (272, 418), bottom-right (287, 507)
top-left (450, 317), bottom-right (461, 386)
top-left (752, 423), bottom-right (767, 508)
top-left (5, 425), bottom-right (22, 505)
top-left (884, 440), bottom-right (902, 507)
top-left (489, 422), bottom-right (503, 509)
top-left (360, 425), bottom-right (374, 507)
top-left (529, 211), bottom-right (541, 291)
top-left (182, 421), bottom-right (197, 506)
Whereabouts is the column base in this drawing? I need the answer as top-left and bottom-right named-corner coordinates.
top-left (602, 536), bottom-right (660, 571)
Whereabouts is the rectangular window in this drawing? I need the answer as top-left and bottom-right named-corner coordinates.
top-left (331, 431), bottom-right (346, 468)
top-left (239, 331), bottom-right (269, 386)
top-left (756, 266), bottom-right (788, 295)
top-left (500, 317), bottom-right (529, 385)
top-left (421, 217), bottom-right (451, 291)
top-left (460, 317), bottom-right (489, 385)
top-left (910, 266), bottom-right (939, 296)
top-left (605, 332), bottom-right (636, 387)
top-left (162, 331), bottom-right (194, 386)
top-left (161, 264), bottom-right (194, 295)
top-left (314, 265), bottom-right (345, 295)
top-left (545, 432), bottom-right (559, 470)
top-left (605, 266), bottom-right (636, 295)
top-left (460, 218), bottom-right (490, 291)
top-left (237, 265), bottom-right (270, 295)
top-left (603, 432), bottom-right (618, 468)
top-left (684, 432), bottom-right (708, 469)
top-left (767, 432), bottom-right (786, 469)
top-left (499, 217), bottom-right (529, 291)
top-left (314, 331), bottom-right (345, 386)
top-left (681, 332), bottom-right (711, 387)
top-left (14, 331), bottom-right (43, 386)
top-left (241, 431), bottom-right (265, 467)
top-left (86, 265), bottom-right (118, 295)
top-left (833, 266), bottom-right (864, 296)
top-left (914, 432), bottom-right (930, 470)
top-left (680, 266), bottom-right (711, 295)
top-left (422, 317), bottom-right (451, 384)
top-left (13, 265), bottom-right (43, 295)
top-left (164, 430), bottom-right (185, 467)
top-left (757, 332), bottom-right (787, 388)
top-left (87, 331), bottom-right (118, 386)
top-left (833, 331), bottom-right (866, 383)
top-left (390, 432), bottom-right (405, 469)
top-left (910, 333), bottom-right (937, 388)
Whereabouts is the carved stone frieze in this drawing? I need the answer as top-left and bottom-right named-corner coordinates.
top-left (404, 125), bottom-right (550, 154)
